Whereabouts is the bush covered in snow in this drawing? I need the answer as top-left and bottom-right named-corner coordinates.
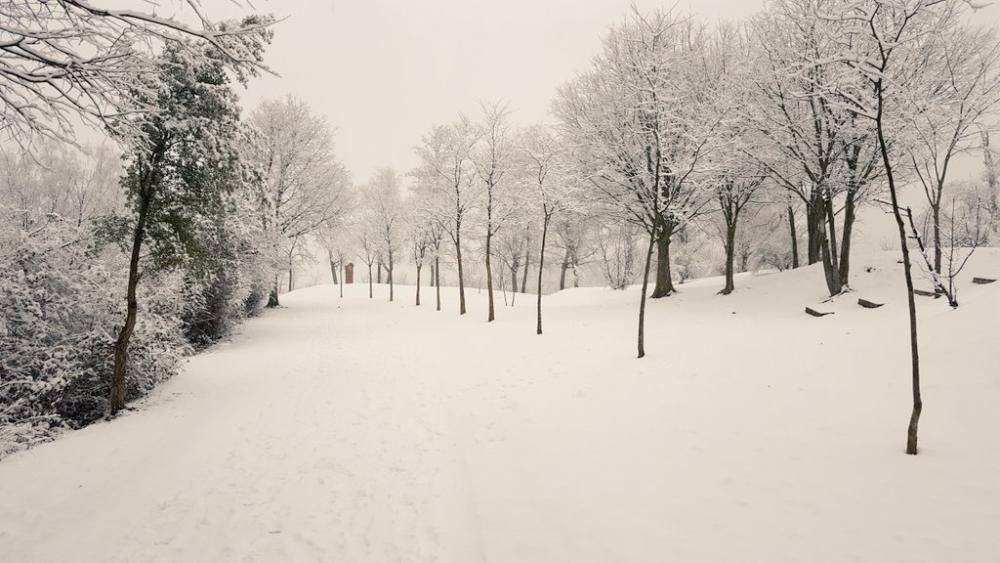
top-left (0, 213), bottom-right (190, 457)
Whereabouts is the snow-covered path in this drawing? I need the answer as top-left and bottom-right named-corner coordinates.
top-left (2, 255), bottom-right (999, 562)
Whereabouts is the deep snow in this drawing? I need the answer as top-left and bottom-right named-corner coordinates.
top-left (1, 249), bottom-right (998, 562)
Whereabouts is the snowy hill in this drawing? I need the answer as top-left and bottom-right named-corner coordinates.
top-left (0, 248), bottom-right (998, 562)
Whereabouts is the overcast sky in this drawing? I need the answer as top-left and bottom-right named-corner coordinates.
top-left (233, 0), bottom-right (766, 184)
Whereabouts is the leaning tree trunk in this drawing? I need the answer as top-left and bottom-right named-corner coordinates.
top-left (720, 223), bottom-right (737, 295)
top-left (537, 214), bottom-right (551, 335)
top-left (111, 196), bottom-right (149, 415)
top-left (932, 199), bottom-right (942, 275)
top-left (435, 256), bottom-right (441, 312)
top-left (637, 228), bottom-right (657, 358)
top-left (456, 228), bottom-right (467, 315)
top-left (875, 79), bottom-right (922, 455)
top-left (651, 230), bottom-right (675, 298)
top-left (485, 229), bottom-right (495, 322)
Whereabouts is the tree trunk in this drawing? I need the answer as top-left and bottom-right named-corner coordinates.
top-left (651, 231), bottom-right (675, 298)
top-left (111, 196), bottom-right (149, 415)
top-left (415, 265), bottom-right (422, 306)
top-left (377, 261), bottom-right (382, 284)
top-left (839, 190), bottom-right (857, 285)
top-left (329, 254), bottom-right (338, 285)
top-left (537, 214), bottom-right (550, 335)
top-left (806, 196), bottom-right (823, 265)
top-left (932, 202), bottom-right (942, 275)
top-left (521, 246), bottom-right (530, 293)
top-left (510, 265), bottom-right (519, 303)
top-left (368, 263), bottom-right (373, 298)
top-left (435, 256), bottom-right (441, 312)
top-left (339, 262), bottom-right (344, 298)
top-left (456, 228), bottom-right (467, 315)
top-left (637, 228), bottom-right (657, 358)
top-left (818, 223), bottom-right (843, 296)
top-left (485, 231), bottom-right (495, 322)
top-left (875, 78), bottom-right (922, 455)
top-left (388, 252), bottom-right (394, 302)
top-left (720, 223), bottom-right (737, 295)
top-left (559, 251), bottom-right (570, 290)
top-left (287, 268), bottom-right (293, 292)
top-left (788, 205), bottom-right (800, 269)
top-left (267, 275), bottom-right (280, 307)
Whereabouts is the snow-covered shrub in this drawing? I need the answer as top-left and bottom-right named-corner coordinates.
top-left (0, 213), bottom-right (189, 457)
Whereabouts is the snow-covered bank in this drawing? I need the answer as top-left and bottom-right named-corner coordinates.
top-left (1, 249), bottom-right (998, 562)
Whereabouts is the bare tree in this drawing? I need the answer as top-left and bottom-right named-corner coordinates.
top-left (251, 96), bottom-right (350, 306)
top-left (472, 102), bottom-right (518, 322)
top-left (412, 117), bottom-right (481, 315)
top-left (906, 23), bottom-right (1000, 274)
top-left (1, 2), bottom-right (274, 147)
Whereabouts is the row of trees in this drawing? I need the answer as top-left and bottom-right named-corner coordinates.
top-left (323, 0), bottom-right (999, 457)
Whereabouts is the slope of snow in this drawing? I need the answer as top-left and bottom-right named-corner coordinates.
top-left (1, 249), bottom-right (998, 562)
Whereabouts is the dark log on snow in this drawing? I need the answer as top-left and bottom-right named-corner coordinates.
top-left (805, 307), bottom-right (835, 317)
top-left (972, 277), bottom-right (997, 285)
top-left (913, 289), bottom-right (940, 298)
top-left (857, 298), bottom-right (884, 309)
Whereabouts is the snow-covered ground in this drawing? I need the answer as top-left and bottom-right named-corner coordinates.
top-left (1, 249), bottom-right (998, 562)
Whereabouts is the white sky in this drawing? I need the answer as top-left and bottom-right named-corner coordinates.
top-left (232, 0), bottom-right (767, 184)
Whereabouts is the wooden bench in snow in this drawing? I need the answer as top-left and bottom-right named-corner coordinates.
top-left (805, 307), bottom-right (834, 317)
top-left (972, 277), bottom-right (996, 285)
top-left (857, 298), bottom-right (884, 309)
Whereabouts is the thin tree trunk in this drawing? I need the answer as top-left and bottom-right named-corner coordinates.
top-left (415, 265), bottom-right (421, 306)
top-left (521, 256), bottom-right (530, 294)
top-left (339, 262), bottom-right (344, 298)
top-left (637, 228), bottom-right (657, 358)
top-left (456, 229), bottom-right (467, 315)
top-left (111, 195), bottom-right (149, 415)
top-left (486, 231), bottom-right (495, 322)
top-left (932, 201), bottom-right (942, 275)
top-left (788, 205), bottom-right (800, 269)
top-left (377, 261), bottom-right (382, 284)
top-left (388, 253), bottom-right (394, 302)
top-left (368, 263), bottom-right (373, 299)
top-left (876, 78), bottom-right (922, 455)
top-left (537, 214), bottom-right (550, 335)
top-left (287, 268), bottom-right (293, 292)
top-left (510, 266), bottom-right (519, 301)
top-left (435, 256), bottom-right (441, 311)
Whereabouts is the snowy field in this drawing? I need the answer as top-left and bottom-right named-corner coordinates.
top-left (1, 250), bottom-right (998, 562)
